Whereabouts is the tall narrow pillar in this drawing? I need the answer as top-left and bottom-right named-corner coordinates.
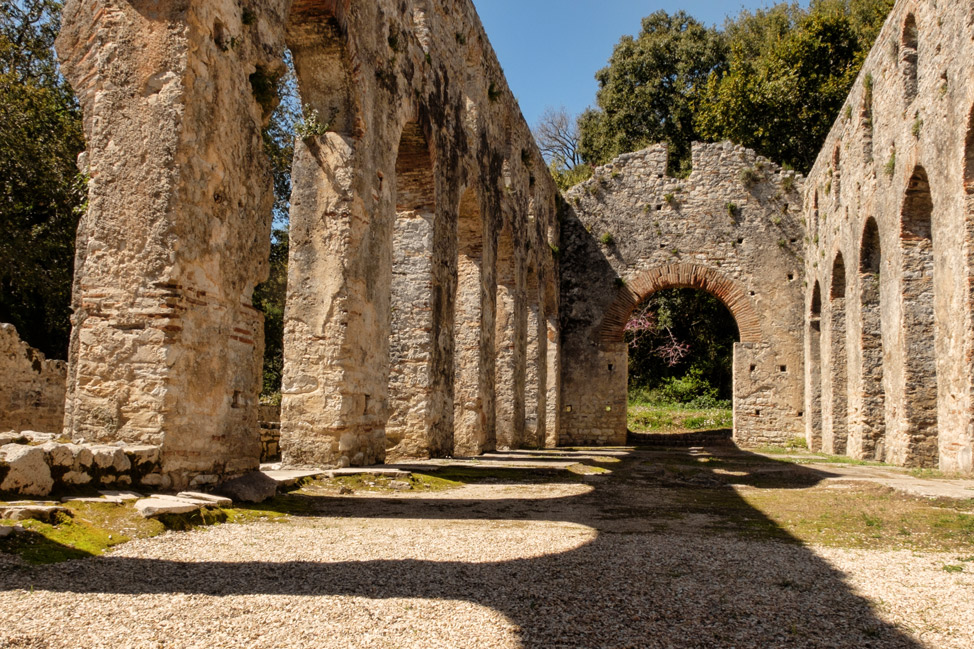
top-left (57, 1), bottom-right (287, 488)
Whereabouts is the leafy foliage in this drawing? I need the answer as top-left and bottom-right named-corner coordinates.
top-left (696, 0), bottom-right (894, 173)
top-left (578, 10), bottom-right (726, 175)
top-left (625, 289), bottom-right (739, 402)
top-left (0, 0), bottom-right (85, 359)
top-left (254, 51), bottom-right (299, 398)
top-left (579, 1), bottom-right (894, 175)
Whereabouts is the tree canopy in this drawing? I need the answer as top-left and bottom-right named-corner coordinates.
top-left (578, 10), bottom-right (726, 177)
top-left (0, 0), bottom-right (85, 360)
top-left (577, 0), bottom-right (894, 175)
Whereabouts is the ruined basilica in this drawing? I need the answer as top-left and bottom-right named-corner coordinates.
top-left (1, 0), bottom-right (972, 494)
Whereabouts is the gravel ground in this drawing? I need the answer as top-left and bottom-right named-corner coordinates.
top-left (1, 452), bottom-right (972, 649)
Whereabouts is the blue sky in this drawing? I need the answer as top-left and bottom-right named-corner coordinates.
top-left (473, 1), bottom-right (811, 129)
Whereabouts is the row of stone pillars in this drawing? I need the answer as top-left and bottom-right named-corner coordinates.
top-left (807, 167), bottom-right (938, 467)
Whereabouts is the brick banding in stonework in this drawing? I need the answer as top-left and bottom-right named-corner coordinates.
top-left (598, 263), bottom-right (763, 346)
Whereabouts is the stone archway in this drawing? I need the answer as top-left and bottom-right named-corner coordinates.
top-left (598, 263), bottom-right (762, 346)
top-left (556, 142), bottom-right (805, 449)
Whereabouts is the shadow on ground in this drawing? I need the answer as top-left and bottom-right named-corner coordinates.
top-left (0, 446), bottom-right (924, 648)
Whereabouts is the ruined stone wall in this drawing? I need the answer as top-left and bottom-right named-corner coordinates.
top-left (0, 325), bottom-right (66, 434)
top-left (559, 143), bottom-right (805, 447)
top-left (56, 1), bottom-right (289, 488)
top-left (278, 0), bottom-right (560, 466)
top-left (803, 0), bottom-right (974, 472)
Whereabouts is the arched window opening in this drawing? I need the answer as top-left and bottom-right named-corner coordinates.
top-left (387, 120), bottom-right (437, 460)
top-left (856, 218), bottom-right (886, 460)
top-left (807, 281), bottom-right (823, 451)
top-left (827, 253), bottom-right (849, 455)
top-left (626, 288), bottom-right (739, 436)
top-left (964, 105), bottom-right (974, 193)
top-left (494, 225), bottom-right (521, 450)
top-left (899, 166), bottom-right (938, 466)
top-left (901, 14), bottom-right (919, 105)
top-left (453, 188), bottom-right (486, 456)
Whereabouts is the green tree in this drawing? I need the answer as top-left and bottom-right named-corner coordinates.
top-left (696, 0), bottom-right (894, 172)
top-left (578, 11), bottom-right (727, 175)
top-left (0, 0), bottom-right (85, 359)
top-left (626, 289), bottom-right (739, 402)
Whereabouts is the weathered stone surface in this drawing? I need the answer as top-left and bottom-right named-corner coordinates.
top-left (55, 0), bottom-right (287, 489)
top-left (559, 143), bottom-right (805, 447)
top-left (278, 0), bottom-right (559, 468)
top-left (804, 0), bottom-right (974, 472)
top-left (0, 526), bottom-right (12, 538)
top-left (0, 324), bottom-right (66, 434)
top-left (0, 444), bottom-right (53, 496)
top-left (215, 471), bottom-right (278, 503)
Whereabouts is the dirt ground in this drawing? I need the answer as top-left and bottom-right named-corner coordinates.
top-left (1, 446), bottom-right (972, 648)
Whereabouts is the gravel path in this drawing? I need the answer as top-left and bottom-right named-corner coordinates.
top-left (1, 452), bottom-right (971, 649)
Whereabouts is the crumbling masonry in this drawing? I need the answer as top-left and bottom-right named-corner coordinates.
top-left (2, 0), bottom-right (971, 493)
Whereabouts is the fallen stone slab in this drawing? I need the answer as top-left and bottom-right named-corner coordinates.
top-left (176, 492), bottom-right (232, 507)
top-left (134, 497), bottom-right (202, 518)
top-left (98, 490), bottom-right (142, 501)
top-left (263, 469), bottom-right (328, 487)
top-left (1, 505), bottom-right (70, 523)
top-left (0, 525), bottom-right (12, 538)
top-left (0, 432), bottom-right (27, 446)
top-left (214, 471), bottom-right (278, 503)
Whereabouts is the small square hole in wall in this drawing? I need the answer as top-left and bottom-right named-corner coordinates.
top-left (755, 410), bottom-right (761, 416)
top-left (790, 238), bottom-right (798, 244)
top-left (656, 205), bottom-right (663, 211)
top-left (779, 365), bottom-right (787, 373)
top-left (657, 173), bottom-right (663, 179)
top-left (608, 363), bottom-right (614, 372)
top-left (659, 243), bottom-right (666, 249)
top-left (749, 291), bottom-right (755, 296)
top-left (737, 238), bottom-right (744, 244)
top-left (798, 410), bottom-right (804, 417)
top-left (788, 273), bottom-right (795, 281)
top-left (749, 364), bottom-right (757, 372)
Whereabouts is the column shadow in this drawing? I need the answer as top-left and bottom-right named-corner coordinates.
top-left (0, 447), bottom-right (924, 648)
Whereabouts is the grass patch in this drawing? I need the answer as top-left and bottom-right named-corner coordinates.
top-left (753, 447), bottom-right (887, 467)
top-left (628, 401), bottom-right (732, 433)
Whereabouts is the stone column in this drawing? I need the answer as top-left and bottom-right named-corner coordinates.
top-left (56, 0), bottom-right (287, 488)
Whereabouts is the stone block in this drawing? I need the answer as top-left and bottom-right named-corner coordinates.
top-left (214, 472), bottom-right (278, 503)
top-left (0, 444), bottom-right (53, 496)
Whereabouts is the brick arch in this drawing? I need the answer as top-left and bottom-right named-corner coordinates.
top-left (598, 263), bottom-right (762, 345)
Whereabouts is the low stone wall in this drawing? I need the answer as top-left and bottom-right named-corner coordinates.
top-left (0, 324), bottom-right (66, 433)
top-left (0, 432), bottom-right (163, 497)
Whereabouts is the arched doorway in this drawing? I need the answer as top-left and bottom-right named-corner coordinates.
top-left (597, 263), bottom-right (771, 444)
top-left (625, 287), bottom-right (739, 435)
